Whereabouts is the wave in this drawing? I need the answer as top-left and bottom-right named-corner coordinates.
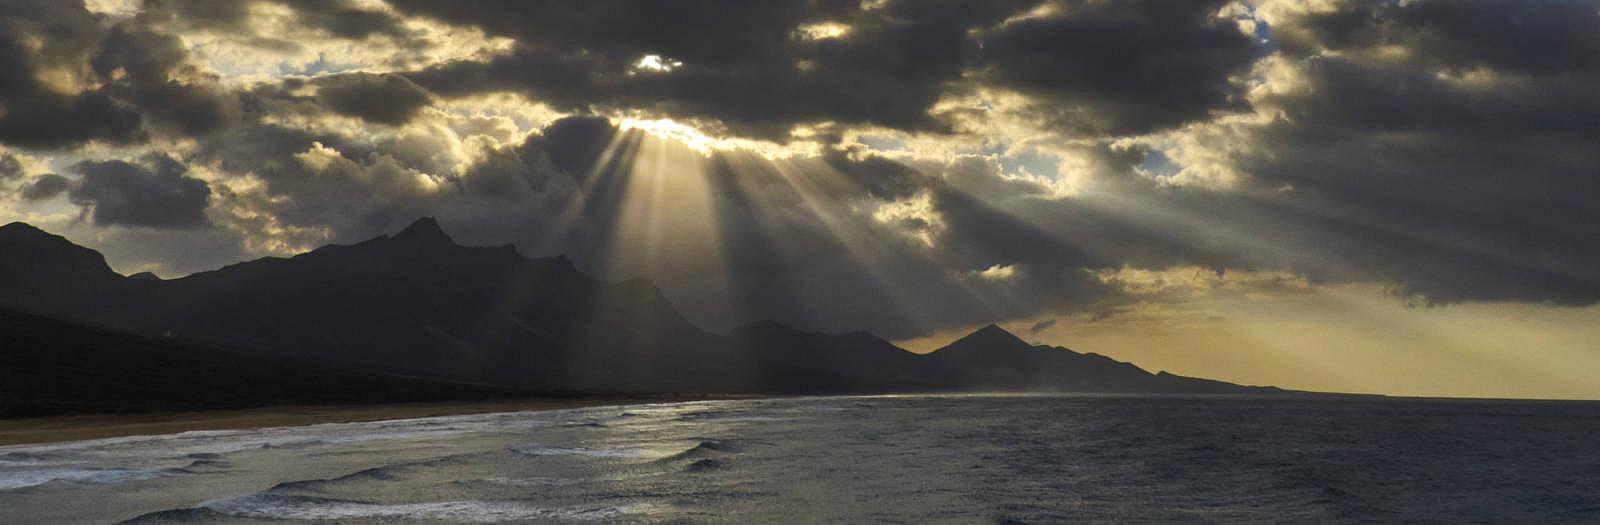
top-left (684, 459), bottom-right (726, 472)
top-left (0, 426), bottom-right (482, 475)
top-left (0, 453), bottom-right (77, 467)
top-left (268, 452), bottom-right (491, 493)
top-left (190, 494), bottom-right (649, 522)
top-left (703, 416), bottom-right (787, 423)
top-left (0, 468), bottom-right (165, 491)
top-left (790, 404), bottom-right (849, 412)
top-left (656, 439), bottom-right (744, 462)
top-left (511, 445), bottom-right (659, 458)
top-left (475, 476), bottom-right (579, 487)
top-left (269, 466), bottom-right (406, 493)
top-left (162, 458), bottom-right (229, 475)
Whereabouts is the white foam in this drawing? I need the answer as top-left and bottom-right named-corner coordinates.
top-left (792, 405), bottom-right (848, 412)
top-left (0, 458), bottom-right (69, 468)
top-left (698, 416), bottom-right (787, 423)
top-left (511, 446), bottom-right (658, 458)
top-left (481, 476), bottom-right (578, 487)
top-left (0, 468), bottom-right (164, 490)
top-left (201, 494), bottom-right (649, 522)
top-left (0, 402), bottom-right (690, 466)
top-left (0, 422), bottom-right (483, 466)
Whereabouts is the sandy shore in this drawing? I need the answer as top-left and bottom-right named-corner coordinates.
top-left (0, 395), bottom-right (756, 447)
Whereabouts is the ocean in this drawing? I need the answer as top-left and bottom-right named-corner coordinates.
top-left (2, 395), bottom-right (1597, 524)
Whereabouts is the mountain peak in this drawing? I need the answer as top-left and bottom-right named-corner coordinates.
top-left (0, 222), bottom-right (63, 245)
top-left (928, 323), bottom-right (1033, 358)
top-left (967, 323), bottom-right (1026, 345)
top-left (0, 221), bottom-right (115, 278)
top-left (0, 222), bottom-right (61, 252)
top-left (1, 221), bottom-right (47, 235)
top-left (391, 217), bottom-right (454, 246)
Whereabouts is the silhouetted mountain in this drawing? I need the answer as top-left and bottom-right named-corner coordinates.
top-left (921, 324), bottom-right (1285, 394)
top-left (929, 323), bottom-right (1039, 372)
top-left (0, 222), bottom-right (114, 280)
top-left (0, 306), bottom-right (530, 417)
top-left (726, 321), bottom-right (933, 393)
top-left (1, 218), bottom-right (742, 393)
top-left (142, 218), bottom-right (737, 392)
top-left (0, 222), bottom-right (127, 321)
top-left (0, 219), bottom-right (1306, 407)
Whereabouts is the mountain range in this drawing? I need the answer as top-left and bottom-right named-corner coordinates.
top-left (0, 218), bottom-right (1299, 415)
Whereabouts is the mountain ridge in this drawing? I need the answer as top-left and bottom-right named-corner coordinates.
top-left (0, 218), bottom-right (1315, 409)
top-left (0, 305), bottom-right (534, 417)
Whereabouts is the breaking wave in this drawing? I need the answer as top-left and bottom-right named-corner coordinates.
top-left (153, 494), bottom-right (649, 522)
top-left (0, 468), bottom-right (165, 490)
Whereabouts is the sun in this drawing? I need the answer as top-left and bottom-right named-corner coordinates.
top-left (617, 118), bottom-right (724, 154)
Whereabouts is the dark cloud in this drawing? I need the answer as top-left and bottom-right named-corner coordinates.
top-left (404, 42), bottom-right (956, 140)
top-left (1195, 0), bottom-right (1600, 305)
top-left (977, 0), bottom-right (1259, 135)
top-left (393, 1), bottom-right (1026, 138)
top-left (1273, 0), bottom-right (1600, 75)
top-left (0, 89), bottom-right (146, 150)
top-left (186, 100), bottom-right (453, 241)
top-left (0, 2), bottom-right (233, 149)
top-left (278, 0), bottom-right (410, 40)
top-left (137, 0), bottom-right (250, 31)
top-left (458, 141), bottom-right (542, 198)
top-left (386, 0), bottom-right (853, 61)
top-left (0, 154), bottom-right (21, 179)
top-left (92, 23), bottom-right (235, 136)
top-left (315, 73), bottom-right (434, 125)
top-left (1027, 319), bottom-right (1056, 335)
top-left (945, 142), bottom-right (1600, 308)
top-left (20, 174), bottom-right (71, 201)
top-left (68, 155), bottom-right (211, 229)
top-left (1262, 57), bottom-right (1600, 140)
top-left (528, 116), bottom-right (622, 181)
top-left (389, 0), bottom-right (1258, 138)
top-left (1222, 126), bottom-right (1600, 306)
top-left (0, 1), bottom-right (107, 71)
top-left (0, 2), bottom-right (143, 149)
top-left (140, 0), bottom-right (409, 40)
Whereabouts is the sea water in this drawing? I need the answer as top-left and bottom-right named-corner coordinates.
top-left (1, 395), bottom-right (1598, 524)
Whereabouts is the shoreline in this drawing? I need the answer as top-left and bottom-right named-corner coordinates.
top-left (0, 395), bottom-right (757, 447)
top-left (8, 392), bottom-right (1584, 448)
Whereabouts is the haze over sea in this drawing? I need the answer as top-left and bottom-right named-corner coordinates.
top-left (3, 395), bottom-right (1598, 524)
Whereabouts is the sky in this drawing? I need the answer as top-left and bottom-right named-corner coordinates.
top-left (2, 0), bottom-right (1598, 399)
